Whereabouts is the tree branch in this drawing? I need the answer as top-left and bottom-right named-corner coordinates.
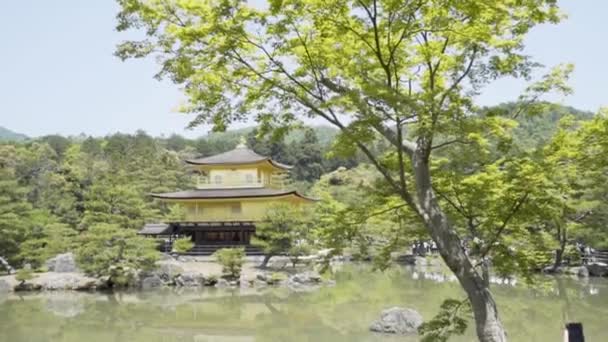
top-left (479, 192), bottom-right (530, 259)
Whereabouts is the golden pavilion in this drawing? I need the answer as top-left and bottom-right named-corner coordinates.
top-left (139, 140), bottom-right (314, 255)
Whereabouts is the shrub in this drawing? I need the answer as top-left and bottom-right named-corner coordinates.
top-left (172, 237), bottom-right (194, 254)
top-left (15, 268), bottom-right (34, 283)
top-left (252, 203), bottom-right (311, 267)
top-left (76, 223), bottom-right (160, 287)
top-left (204, 274), bottom-right (218, 286)
top-left (18, 223), bottom-right (78, 269)
top-left (289, 244), bottom-right (312, 268)
top-left (213, 248), bottom-right (245, 279)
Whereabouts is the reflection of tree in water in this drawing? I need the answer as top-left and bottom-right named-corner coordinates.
top-left (0, 296), bottom-right (75, 341)
top-left (255, 293), bottom-right (361, 342)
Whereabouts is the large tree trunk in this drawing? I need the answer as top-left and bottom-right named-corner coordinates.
top-left (412, 151), bottom-right (507, 342)
top-left (552, 224), bottom-right (567, 271)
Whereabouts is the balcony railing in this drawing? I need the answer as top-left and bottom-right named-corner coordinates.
top-left (197, 177), bottom-right (265, 189)
top-left (195, 172), bottom-right (292, 190)
top-left (183, 213), bottom-right (259, 222)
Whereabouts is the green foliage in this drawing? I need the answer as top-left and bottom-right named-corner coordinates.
top-left (0, 150), bottom-right (34, 265)
top-left (213, 248), bottom-right (245, 279)
top-left (486, 103), bottom-right (595, 150)
top-left (288, 244), bottom-right (312, 268)
top-left (18, 220), bottom-right (78, 268)
top-left (252, 203), bottom-right (311, 264)
top-left (204, 274), bottom-right (218, 286)
top-left (75, 223), bottom-right (159, 287)
top-left (311, 165), bottom-right (424, 264)
top-left (80, 177), bottom-right (158, 231)
top-left (172, 237), bottom-right (194, 254)
top-left (419, 299), bottom-right (472, 342)
top-left (15, 268), bottom-right (34, 283)
top-left (164, 204), bottom-right (186, 222)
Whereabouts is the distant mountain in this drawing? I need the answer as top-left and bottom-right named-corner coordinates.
top-left (0, 126), bottom-right (28, 142)
top-left (203, 125), bottom-right (339, 146)
top-left (494, 103), bottom-right (595, 149)
top-left (286, 125), bottom-right (338, 147)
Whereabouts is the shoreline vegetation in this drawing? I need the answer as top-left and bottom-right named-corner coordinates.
top-left (2, 103), bottom-right (608, 340)
top-left (1, 249), bottom-right (603, 294)
top-left (2, 262), bottom-right (606, 342)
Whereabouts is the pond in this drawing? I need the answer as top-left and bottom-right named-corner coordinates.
top-left (1, 264), bottom-right (607, 341)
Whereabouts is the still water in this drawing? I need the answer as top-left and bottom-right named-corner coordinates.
top-left (1, 264), bottom-right (607, 342)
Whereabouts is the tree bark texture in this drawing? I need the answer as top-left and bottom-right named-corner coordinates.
top-left (411, 150), bottom-right (508, 342)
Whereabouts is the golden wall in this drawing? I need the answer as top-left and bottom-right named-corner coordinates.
top-left (178, 196), bottom-right (305, 222)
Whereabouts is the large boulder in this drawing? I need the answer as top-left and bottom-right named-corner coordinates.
top-left (562, 266), bottom-right (589, 278)
top-left (286, 271), bottom-right (323, 291)
top-left (393, 254), bottom-right (417, 265)
top-left (175, 272), bottom-right (205, 287)
top-left (369, 307), bottom-right (423, 335)
top-left (255, 272), bottom-right (286, 286)
top-left (155, 260), bottom-right (185, 282)
top-left (45, 253), bottom-right (80, 273)
top-left (577, 266), bottom-right (590, 278)
top-left (289, 271), bottom-right (322, 284)
top-left (38, 273), bottom-right (102, 291)
top-left (587, 262), bottom-right (608, 277)
top-left (14, 282), bottom-right (42, 291)
top-left (141, 274), bottom-right (164, 290)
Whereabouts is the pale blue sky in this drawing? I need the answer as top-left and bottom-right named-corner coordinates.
top-left (0, 1), bottom-right (604, 138)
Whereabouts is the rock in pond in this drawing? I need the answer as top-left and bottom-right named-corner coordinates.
top-left (45, 253), bottom-right (80, 273)
top-left (577, 266), bottom-right (590, 278)
top-left (286, 271), bottom-right (325, 292)
top-left (155, 260), bottom-right (185, 282)
top-left (369, 307), bottom-right (423, 335)
top-left (587, 262), bottom-right (608, 277)
top-left (13, 272), bottom-right (102, 291)
top-left (43, 273), bottom-right (102, 291)
top-left (174, 272), bottom-right (205, 287)
top-left (563, 266), bottom-right (590, 278)
top-left (141, 274), bottom-right (164, 290)
top-left (289, 271), bottom-right (322, 285)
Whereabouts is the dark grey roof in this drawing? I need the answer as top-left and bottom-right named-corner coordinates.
top-left (138, 223), bottom-right (171, 235)
top-left (186, 146), bottom-right (292, 169)
top-left (151, 187), bottom-right (315, 201)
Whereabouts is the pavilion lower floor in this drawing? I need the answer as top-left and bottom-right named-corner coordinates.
top-left (139, 221), bottom-right (263, 255)
top-left (176, 222), bottom-right (256, 246)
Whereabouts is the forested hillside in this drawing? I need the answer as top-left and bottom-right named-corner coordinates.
top-left (1, 103), bottom-right (606, 277)
top-left (490, 102), bottom-right (595, 149)
top-left (0, 125), bottom-right (366, 268)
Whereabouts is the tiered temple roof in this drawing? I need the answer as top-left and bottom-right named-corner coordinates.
top-left (151, 188), bottom-right (314, 200)
top-left (186, 145), bottom-right (292, 170)
top-left (152, 144), bottom-right (313, 201)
